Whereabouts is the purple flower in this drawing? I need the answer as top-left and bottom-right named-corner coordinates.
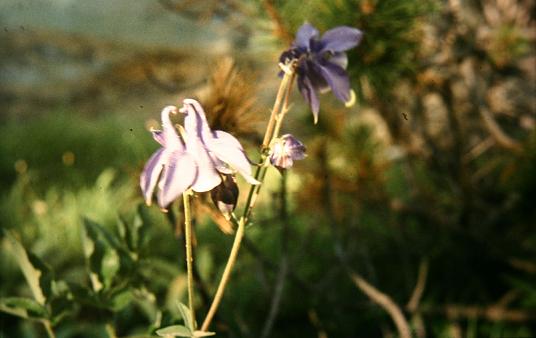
top-left (280, 23), bottom-right (362, 123)
top-left (269, 134), bottom-right (306, 170)
top-left (140, 100), bottom-right (258, 210)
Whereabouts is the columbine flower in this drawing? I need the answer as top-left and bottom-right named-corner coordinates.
top-left (140, 105), bottom-right (196, 209)
top-left (269, 134), bottom-right (306, 170)
top-left (280, 23), bottom-right (363, 123)
top-left (140, 100), bottom-right (258, 210)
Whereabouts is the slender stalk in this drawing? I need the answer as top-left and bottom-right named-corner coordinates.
top-left (105, 323), bottom-right (117, 338)
top-left (42, 321), bottom-right (56, 338)
top-left (261, 68), bottom-right (292, 149)
top-left (201, 217), bottom-right (245, 331)
top-left (271, 72), bottom-right (296, 140)
top-left (201, 63), bottom-right (296, 331)
top-left (183, 192), bottom-right (196, 327)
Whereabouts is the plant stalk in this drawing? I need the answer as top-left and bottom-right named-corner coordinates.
top-left (43, 321), bottom-right (56, 338)
top-left (183, 192), bottom-right (196, 327)
top-left (201, 63), bottom-right (296, 331)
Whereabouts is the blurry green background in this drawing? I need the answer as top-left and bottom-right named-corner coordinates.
top-left (1, 0), bottom-right (535, 337)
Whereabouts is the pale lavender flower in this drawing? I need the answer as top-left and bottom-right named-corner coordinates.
top-left (269, 134), bottom-right (306, 170)
top-left (140, 106), bottom-right (196, 209)
top-left (140, 100), bottom-right (258, 210)
top-left (279, 23), bottom-right (363, 123)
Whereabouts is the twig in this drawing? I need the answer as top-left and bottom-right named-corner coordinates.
top-left (406, 259), bottom-right (429, 313)
top-left (307, 309), bottom-right (329, 338)
top-left (480, 107), bottom-right (523, 153)
top-left (423, 303), bottom-right (536, 322)
top-left (349, 272), bottom-right (412, 338)
top-left (260, 257), bottom-right (288, 338)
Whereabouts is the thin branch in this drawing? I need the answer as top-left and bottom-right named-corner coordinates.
top-left (260, 257), bottom-right (288, 338)
top-left (480, 107), bottom-right (523, 153)
top-left (349, 272), bottom-right (412, 338)
top-left (406, 259), bottom-right (429, 313)
top-left (422, 303), bottom-right (535, 322)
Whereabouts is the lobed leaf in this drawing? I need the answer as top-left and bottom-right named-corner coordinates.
top-left (156, 325), bottom-right (192, 337)
top-left (0, 297), bottom-right (48, 320)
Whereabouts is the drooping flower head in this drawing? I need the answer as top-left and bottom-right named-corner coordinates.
top-left (140, 106), bottom-right (196, 209)
top-left (269, 134), bottom-right (307, 170)
top-left (280, 23), bottom-right (363, 123)
top-left (140, 99), bottom-right (258, 210)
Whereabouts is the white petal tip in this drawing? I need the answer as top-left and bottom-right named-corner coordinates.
top-left (344, 89), bottom-right (356, 108)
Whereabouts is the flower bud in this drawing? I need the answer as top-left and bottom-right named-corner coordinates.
top-left (269, 134), bottom-right (306, 170)
top-left (210, 175), bottom-right (239, 220)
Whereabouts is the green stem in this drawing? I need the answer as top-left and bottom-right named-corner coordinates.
top-left (105, 323), bottom-right (117, 338)
top-left (201, 63), bottom-right (296, 331)
top-left (261, 66), bottom-right (292, 149)
top-left (43, 321), bottom-right (56, 338)
top-left (183, 192), bottom-right (196, 328)
top-left (200, 216), bottom-right (245, 331)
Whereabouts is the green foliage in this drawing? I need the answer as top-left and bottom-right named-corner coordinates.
top-left (156, 302), bottom-right (214, 337)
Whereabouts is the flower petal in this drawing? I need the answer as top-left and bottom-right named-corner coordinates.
top-left (182, 99), bottom-right (213, 143)
top-left (140, 148), bottom-right (167, 205)
top-left (316, 61), bottom-right (351, 103)
top-left (151, 130), bottom-right (165, 146)
top-left (189, 139), bottom-right (222, 192)
top-left (302, 59), bottom-right (329, 93)
top-left (320, 26), bottom-right (363, 53)
top-left (295, 23), bottom-right (319, 49)
top-left (209, 138), bottom-right (259, 185)
top-left (161, 106), bottom-right (183, 150)
top-left (212, 130), bottom-right (244, 150)
top-left (298, 74), bottom-right (320, 123)
top-left (328, 52), bottom-right (348, 70)
top-left (282, 134), bottom-right (307, 160)
top-left (157, 151), bottom-right (197, 209)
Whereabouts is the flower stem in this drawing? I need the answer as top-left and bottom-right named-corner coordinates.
top-left (262, 62), bottom-right (296, 149)
top-left (200, 63), bottom-right (296, 331)
top-left (183, 192), bottom-right (196, 328)
top-left (200, 216), bottom-right (245, 331)
top-left (105, 323), bottom-right (117, 338)
top-left (42, 321), bottom-right (56, 338)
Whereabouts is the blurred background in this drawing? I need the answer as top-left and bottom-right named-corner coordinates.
top-left (0, 0), bottom-right (535, 337)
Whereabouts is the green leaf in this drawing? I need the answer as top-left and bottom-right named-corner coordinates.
top-left (101, 247), bottom-right (120, 289)
top-left (110, 289), bottom-right (133, 312)
top-left (156, 325), bottom-right (192, 337)
top-left (176, 301), bottom-right (194, 330)
top-left (192, 331), bottom-right (215, 337)
top-left (3, 230), bottom-right (47, 305)
top-left (0, 297), bottom-right (47, 320)
top-left (81, 222), bottom-right (106, 291)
